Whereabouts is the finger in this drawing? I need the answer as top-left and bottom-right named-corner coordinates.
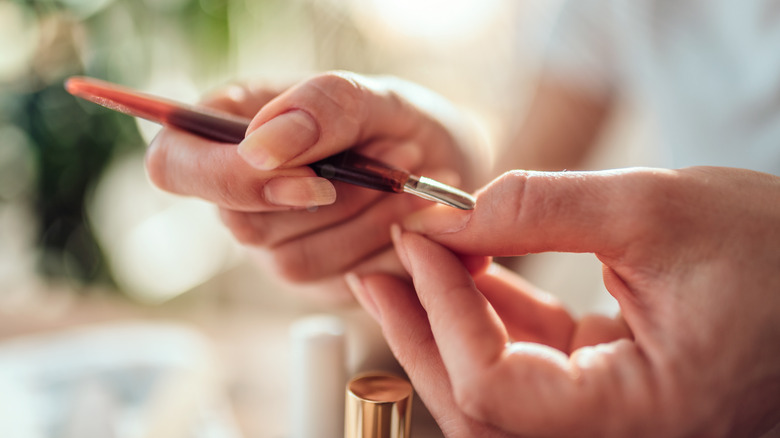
top-left (403, 168), bottom-right (677, 260)
top-left (401, 168), bottom-right (675, 326)
top-left (392, 228), bottom-right (509, 383)
top-left (146, 128), bottom-right (336, 210)
top-left (198, 82), bottom-right (279, 117)
top-left (265, 195), bottom-right (427, 282)
top-left (345, 247), bottom-right (408, 280)
top-left (215, 138), bottom-right (430, 246)
top-left (217, 182), bottom-right (382, 247)
top-left (474, 263), bottom-right (575, 352)
top-left (393, 230), bottom-right (658, 436)
top-left (459, 254), bottom-right (492, 276)
top-left (346, 273), bottom-right (512, 437)
top-left (147, 81), bottom-right (340, 210)
top-left (237, 71), bottom-right (456, 171)
top-left (569, 313), bottom-right (632, 351)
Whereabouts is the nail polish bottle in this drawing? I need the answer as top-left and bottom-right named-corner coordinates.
top-left (344, 372), bottom-right (413, 438)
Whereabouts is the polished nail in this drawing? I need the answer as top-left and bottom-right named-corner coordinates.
top-left (239, 110), bottom-right (319, 170)
top-left (264, 177), bottom-right (336, 208)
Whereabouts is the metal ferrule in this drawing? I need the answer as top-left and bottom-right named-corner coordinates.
top-left (403, 176), bottom-right (476, 210)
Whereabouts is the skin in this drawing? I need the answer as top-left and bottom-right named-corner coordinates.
top-left (349, 167), bottom-right (780, 437)
top-left (147, 71), bottom-right (490, 303)
top-left (146, 71), bottom-right (604, 301)
top-left (146, 71), bottom-right (780, 436)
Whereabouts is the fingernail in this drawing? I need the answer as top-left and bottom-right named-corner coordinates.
top-left (264, 177), bottom-right (336, 207)
top-left (402, 205), bottom-right (473, 235)
top-left (390, 224), bottom-right (412, 274)
top-left (345, 273), bottom-right (382, 323)
top-left (239, 110), bottom-right (319, 170)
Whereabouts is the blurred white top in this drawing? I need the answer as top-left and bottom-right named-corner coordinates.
top-left (543, 0), bottom-right (780, 175)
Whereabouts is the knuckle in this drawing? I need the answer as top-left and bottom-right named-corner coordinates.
top-left (487, 170), bottom-right (532, 224)
top-left (495, 170), bottom-right (531, 201)
top-left (241, 218), bottom-right (272, 247)
top-left (204, 155), bottom-right (268, 209)
top-left (268, 241), bottom-right (321, 284)
top-left (220, 210), bottom-right (272, 247)
top-left (306, 71), bottom-right (367, 121)
top-left (610, 169), bottom-right (684, 241)
top-left (211, 170), bottom-right (260, 209)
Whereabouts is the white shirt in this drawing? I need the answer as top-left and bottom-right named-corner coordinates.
top-left (543, 0), bottom-right (780, 175)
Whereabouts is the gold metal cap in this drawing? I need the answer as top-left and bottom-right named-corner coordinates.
top-left (345, 372), bottom-right (413, 438)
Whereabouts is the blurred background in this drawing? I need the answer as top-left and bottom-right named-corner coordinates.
top-left (0, 0), bottom-right (648, 436)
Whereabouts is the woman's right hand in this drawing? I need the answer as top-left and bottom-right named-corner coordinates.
top-left (145, 71), bottom-right (488, 302)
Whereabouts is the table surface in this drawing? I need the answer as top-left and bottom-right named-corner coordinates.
top-left (0, 261), bottom-right (444, 438)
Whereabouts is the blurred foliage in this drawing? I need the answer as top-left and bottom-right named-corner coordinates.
top-left (1, 0), bottom-right (237, 287)
top-left (9, 79), bottom-right (142, 284)
top-left (0, 0), bottom-right (375, 291)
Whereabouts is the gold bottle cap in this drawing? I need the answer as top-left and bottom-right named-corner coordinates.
top-left (345, 372), bottom-right (413, 438)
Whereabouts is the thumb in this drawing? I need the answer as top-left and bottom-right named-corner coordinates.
top-left (237, 71), bottom-right (458, 171)
top-left (402, 168), bottom-right (671, 260)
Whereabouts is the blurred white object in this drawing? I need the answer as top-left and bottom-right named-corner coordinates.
top-left (0, 322), bottom-right (241, 438)
top-left (289, 315), bottom-right (347, 438)
top-left (0, 2), bottom-right (39, 82)
top-left (87, 152), bottom-right (242, 304)
top-left (353, 0), bottom-right (504, 43)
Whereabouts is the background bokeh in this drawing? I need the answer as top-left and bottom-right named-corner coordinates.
top-left (1, 0), bottom-right (553, 304)
top-left (0, 1), bottom-right (645, 436)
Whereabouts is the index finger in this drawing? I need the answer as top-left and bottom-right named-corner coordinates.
top-left (392, 228), bottom-right (510, 379)
top-left (236, 71), bottom-right (464, 174)
top-left (403, 168), bottom-right (678, 260)
top-left (146, 128), bottom-right (334, 211)
top-left (143, 81), bottom-right (339, 210)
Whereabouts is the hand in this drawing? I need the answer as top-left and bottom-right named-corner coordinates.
top-left (145, 71), bottom-right (488, 302)
top-left (347, 167), bottom-right (780, 437)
